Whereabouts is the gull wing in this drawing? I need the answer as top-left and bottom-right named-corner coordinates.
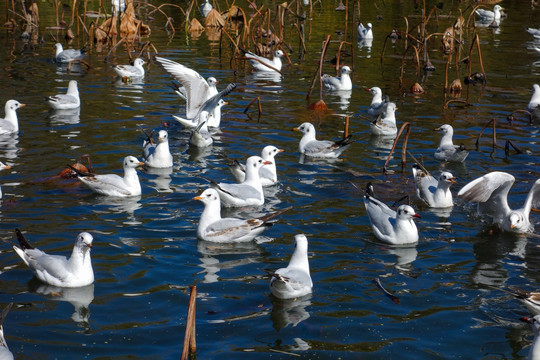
top-left (457, 171), bottom-right (513, 217)
top-left (155, 57), bottom-right (212, 119)
top-left (364, 194), bottom-right (396, 238)
top-left (204, 218), bottom-right (254, 242)
top-left (79, 174), bottom-right (131, 196)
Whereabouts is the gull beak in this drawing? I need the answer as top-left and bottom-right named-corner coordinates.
top-left (223, 101), bottom-right (228, 105)
top-left (293, 127), bottom-right (300, 132)
top-left (364, 88), bottom-right (371, 92)
top-left (2, 165), bottom-right (11, 170)
top-left (19, 103), bottom-right (26, 108)
top-left (158, 136), bottom-right (162, 141)
top-left (138, 162), bottom-right (145, 167)
top-left (263, 160), bottom-right (272, 165)
top-left (86, 243), bottom-right (93, 249)
top-left (413, 213), bottom-right (421, 219)
top-left (510, 224), bottom-right (515, 229)
top-left (521, 317), bottom-right (532, 324)
top-left (193, 195), bottom-right (203, 201)
top-left (449, 177), bottom-right (457, 183)
top-left (433, 128), bottom-right (440, 131)
top-left (278, 149), bottom-right (285, 153)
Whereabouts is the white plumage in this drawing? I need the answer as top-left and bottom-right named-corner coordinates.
top-left (193, 188), bottom-right (284, 242)
top-left (13, 229), bottom-right (94, 288)
top-left (357, 22), bottom-right (373, 41)
top-left (78, 156), bottom-right (144, 197)
top-left (47, 80), bottom-right (80, 110)
top-left (229, 145), bottom-right (284, 187)
top-left (212, 156), bottom-right (270, 207)
top-left (457, 172), bottom-right (540, 233)
top-left (366, 86), bottom-right (386, 117)
top-left (370, 102), bottom-right (397, 136)
top-left (143, 130), bottom-right (173, 168)
top-left (269, 234), bottom-right (313, 299)
top-left (241, 48), bottom-right (284, 73)
top-left (412, 164), bottom-right (455, 208)
top-left (294, 122), bottom-right (352, 158)
top-left (433, 124), bottom-right (469, 162)
top-left (364, 183), bottom-right (420, 245)
top-left (54, 43), bottom-right (85, 63)
top-left (321, 66), bottom-right (352, 91)
top-left (113, 58), bottom-right (145, 79)
top-left (0, 100), bottom-right (25, 134)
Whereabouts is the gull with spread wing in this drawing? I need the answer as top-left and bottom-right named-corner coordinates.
top-left (457, 172), bottom-right (540, 233)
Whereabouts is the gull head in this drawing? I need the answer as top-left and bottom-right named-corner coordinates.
top-left (193, 188), bottom-right (220, 205)
top-left (367, 22), bottom-right (373, 29)
top-left (123, 156), bottom-right (144, 169)
top-left (133, 58), bottom-right (145, 67)
top-left (54, 43), bottom-right (63, 51)
top-left (341, 66), bottom-right (352, 75)
top-left (246, 156), bottom-right (271, 170)
top-left (5, 100), bottom-right (25, 113)
top-left (521, 316), bottom-right (540, 333)
top-left (396, 205), bottom-right (420, 220)
top-left (217, 99), bottom-right (228, 108)
top-left (439, 172), bottom-right (456, 185)
top-left (262, 145), bottom-right (284, 160)
top-left (366, 87), bottom-right (382, 97)
top-left (509, 212), bottom-right (527, 231)
top-left (76, 232), bottom-right (94, 251)
top-left (207, 77), bottom-right (218, 86)
top-left (275, 50), bottom-right (285, 58)
top-left (493, 5), bottom-right (503, 11)
top-left (434, 124), bottom-right (453, 136)
top-left (293, 122), bottom-right (314, 135)
top-left (157, 130), bottom-right (168, 143)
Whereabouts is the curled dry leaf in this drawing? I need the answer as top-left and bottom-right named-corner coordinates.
top-left (95, 15), bottom-right (117, 43)
top-left (204, 9), bottom-right (225, 28)
top-left (410, 82), bottom-right (424, 94)
top-left (120, 0), bottom-right (151, 38)
top-left (189, 18), bottom-right (204, 32)
top-left (449, 78), bottom-right (462, 96)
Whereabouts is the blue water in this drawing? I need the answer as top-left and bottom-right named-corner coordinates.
top-left (0, 0), bottom-right (540, 358)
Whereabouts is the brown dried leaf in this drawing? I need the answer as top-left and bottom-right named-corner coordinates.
top-left (449, 78), bottom-right (462, 96)
top-left (189, 18), bottom-right (204, 32)
top-left (411, 82), bottom-right (424, 94)
top-left (204, 9), bottom-right (225, 28)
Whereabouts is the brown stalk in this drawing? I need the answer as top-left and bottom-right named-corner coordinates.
top-left (475, 118), bottom-right (498, 152)
top-left (344, 115), bottom-right (349, 139)
top-left (181, 285), bottom-right (197, 360)
top-left (293, 23), bottom-right (306, 55)
top-left (306, 34), bottom-right (331, 101)
top-left (383, 122), bottom-right (412, 174)
top-left (243, 96), bottom-right (263, 120)
top-left (443, 99), bottom-right (471, 109)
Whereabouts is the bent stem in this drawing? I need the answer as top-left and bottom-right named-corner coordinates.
top-left (383, 122), bottom-right (411, 174)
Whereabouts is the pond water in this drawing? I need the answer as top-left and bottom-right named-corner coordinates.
top-left (0, 0), bottom-right (540, 358)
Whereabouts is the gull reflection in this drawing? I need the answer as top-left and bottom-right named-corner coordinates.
top-left (196, 240), bottom-right (263, 283)
top-left (29, 280), bottom-right (94, 324)
top-left (385, 245), bottom-right (418, 269)
top-left (113, 77), bottom-right (145, 103)
top-left (270, 294), bottom-right (311, 330)
top-left (368, 134), bottom-right (394, 161)
top-left (247, 71), bottom-right (283, 84)
top-left (48, 107), bottom-right (80, 125)
top-left (145, 166), bottom-right (173, 193)
top-left (0, 134), bottom-right (19, 160)
top-left (91, 196), bottom-right (142, 225)
top-left (358, 38), bottom-right (373, 53)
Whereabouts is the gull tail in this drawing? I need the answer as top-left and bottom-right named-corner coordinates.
top-left (15, 228), bottom-right (34, 250)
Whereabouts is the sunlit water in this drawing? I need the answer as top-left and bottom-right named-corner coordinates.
top-left (0, 0), bottom-right (540, 358)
